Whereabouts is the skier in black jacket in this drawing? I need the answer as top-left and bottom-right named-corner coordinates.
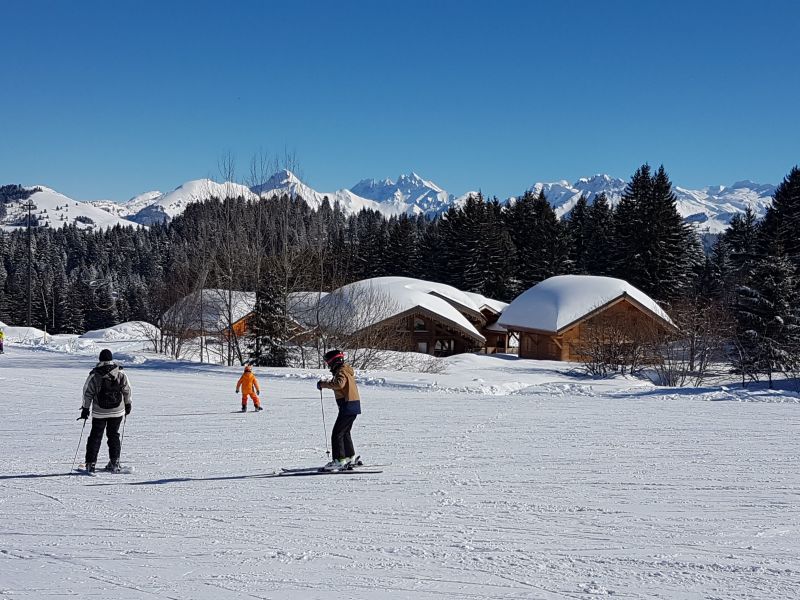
top-left (78, 349), bottom-right (132, 473)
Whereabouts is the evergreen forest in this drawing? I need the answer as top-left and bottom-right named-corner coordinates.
top-left (2, 164), bottom-right (799, 384)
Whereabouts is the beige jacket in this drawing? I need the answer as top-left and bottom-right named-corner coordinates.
top-left (320, 364), bottom-right (361, 415)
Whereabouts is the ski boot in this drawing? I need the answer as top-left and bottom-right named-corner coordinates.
top-left (321, 458), bottom-right (349, 472)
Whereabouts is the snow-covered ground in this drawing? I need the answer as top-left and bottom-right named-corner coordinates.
top-left (1, 344), bottom-right (798, 599)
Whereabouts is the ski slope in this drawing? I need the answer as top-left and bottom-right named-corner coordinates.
top-left (1, 347), bottom-right (798, 599)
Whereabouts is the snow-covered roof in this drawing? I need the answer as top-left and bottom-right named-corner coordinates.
top-left (463, 291), bottom-right (508, 315)
top-left (162, 289), bottom-right (255, 333)
top-left (498, 275), bottom-right (673, 333)
top-left (286, 291), bottom-right (328, 327)
top-left (318, 277), bottom-right (485, 344)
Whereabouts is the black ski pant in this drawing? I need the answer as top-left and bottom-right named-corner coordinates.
top-left (85, 416), bottom-right (123, 465)
top-left (331, 413), bottom-right (357, 461)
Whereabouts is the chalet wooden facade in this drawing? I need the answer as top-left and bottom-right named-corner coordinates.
top-left (389, 308), bottom-right (485, 356)
top-left (515, 295), bottom-right (672, 361)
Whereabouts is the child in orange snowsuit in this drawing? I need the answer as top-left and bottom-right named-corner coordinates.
top-left (236, 365), bottom-right (262, 411)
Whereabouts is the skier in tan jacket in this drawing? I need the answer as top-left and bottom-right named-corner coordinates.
top-left (317, 349), bottom-right (361, 471)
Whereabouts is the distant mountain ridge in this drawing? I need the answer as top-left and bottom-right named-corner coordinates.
top-left (1, 186), bottom-right (141, 231)
top-left (351, 172), bottom-right (453, 215)
top-left (3, 171), bottom-right (777, 234)
top-left (528, 174), bottom-right (775, 233)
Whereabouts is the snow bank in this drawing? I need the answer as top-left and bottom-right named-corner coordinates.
top-left (2, 326), bottom-right (51, 345)
top-left (80, 321), bottom-right (160, 342)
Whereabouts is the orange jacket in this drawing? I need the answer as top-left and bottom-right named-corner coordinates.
top-left (236, 371), bottom-right (260, 395)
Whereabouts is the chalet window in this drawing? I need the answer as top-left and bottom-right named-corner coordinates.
top-left (434, 339), bottom-right (454, 355)
top-left (414, 317), bottom-right (427, 332)
top-left (417, 342), bottom-right (428, 354)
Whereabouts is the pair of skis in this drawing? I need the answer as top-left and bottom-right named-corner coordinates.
top-left (278, 457), bottom-right (384, 476)
top-left (74, 463), bottom-right (135, 477)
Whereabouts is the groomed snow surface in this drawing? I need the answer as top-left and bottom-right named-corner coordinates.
top-left (1, 345), bottom-right (798, 599)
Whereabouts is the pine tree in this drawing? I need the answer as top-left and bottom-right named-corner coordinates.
top-left (384, 214), bottom-right (420, 278)
top-left (724, 207), bottom-right (760, 284)
top-left (759, 166), bottom-right (800, 262)
top-left (584, 192), bottom-right (615, 275)
top-left (704, 237), bottom-right (735, 303)
top-left (733, 253), bottom-right (800, 387)
top-left (506, 190), bottom-right (570, 289)
top-left (248, 274), bottom-right (289, 367)
top-left (612, 164), bottom-right (701, 300)
top-left (565, 195), bottom-right (590, 274)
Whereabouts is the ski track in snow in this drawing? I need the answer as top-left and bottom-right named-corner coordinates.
top-left (1, 348), bottom-right (799, 599)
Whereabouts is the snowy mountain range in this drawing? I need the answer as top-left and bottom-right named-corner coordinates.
top-left (529, 174), bottom-right (776, 233)
top-left (2, 172), bottom-right (777, 234)
top-left (351, 173), bottom-right (454, 215)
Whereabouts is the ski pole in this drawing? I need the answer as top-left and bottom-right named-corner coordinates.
top-left (70, 419), bottom-right (87, 475)
top-left (319, 389), bottom-right (330, 458)
top-left (119, 414), bottom-right (127, 464)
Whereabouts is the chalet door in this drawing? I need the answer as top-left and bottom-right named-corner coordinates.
top-left (417, 342), bottom-right (429, 354)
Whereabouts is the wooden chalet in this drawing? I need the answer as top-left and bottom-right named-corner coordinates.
top-left (316, 277), bottom-right (499, 357)
top-left (499, 275), bottom-right (675, 361)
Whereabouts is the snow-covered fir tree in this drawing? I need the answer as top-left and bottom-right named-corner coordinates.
top-left (733, 252), bottom-right (800, 387)
top-left (248, 275), bottom-right (289, 367)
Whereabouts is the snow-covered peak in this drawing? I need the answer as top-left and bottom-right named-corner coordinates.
top-left (1, 186), bottom-right (142, 231)
top-left (128, 179), bottom-right (258, 225)
top-left (125, 190), bottom-right (162, 212)
top-left (254, 169), bottom-right (303, 193)
top-left (254, 171), bottom-right (394, 216)
top-left (351, 172), bottom-right (453, 215)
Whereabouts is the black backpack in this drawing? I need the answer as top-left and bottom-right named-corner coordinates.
top-left (94, 368), bottom-right (124, 409)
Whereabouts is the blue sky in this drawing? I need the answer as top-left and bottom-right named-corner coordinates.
top-left (1, 0), bottom-right (798, 201)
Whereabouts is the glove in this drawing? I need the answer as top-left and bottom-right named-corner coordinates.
top-left (77, 407), bottom-right (90, 421)
top-left (316, 381), bottom-right (323, 391)
top-left (125, 404), bottom-right (131, 415)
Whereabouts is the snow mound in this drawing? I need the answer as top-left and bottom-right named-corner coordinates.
top-left (80, 321), bottom-right (160, 342)
top-left (2, 326), bottom-right (51, 345)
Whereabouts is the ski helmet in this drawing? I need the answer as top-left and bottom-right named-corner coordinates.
top-left (99, 349), bottom-right (113, 362)
top-left (323, 349), bottom-right (345, 368)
